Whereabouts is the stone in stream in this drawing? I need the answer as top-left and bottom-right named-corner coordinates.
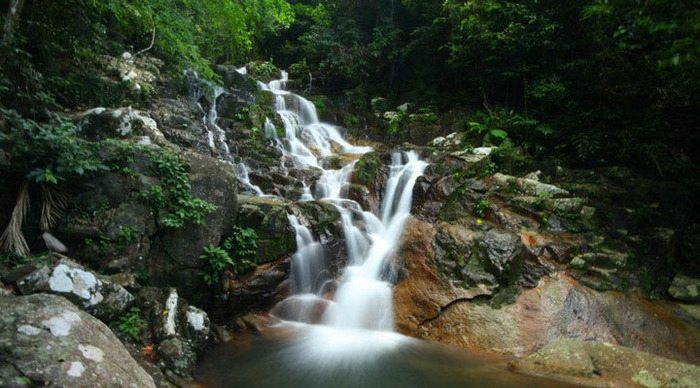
top-left (0, 293), bottom-right (155, 387)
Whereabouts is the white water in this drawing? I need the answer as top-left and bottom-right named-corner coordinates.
top-left (235, 162), bottom-right (265, 196)
top-left (250, 70), bottom-right (427, 333)
top-left (185, 70), bottom-right (230, 156)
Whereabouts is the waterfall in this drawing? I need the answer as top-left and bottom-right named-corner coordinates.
top-left (254, 70), bottom-right (426, 333)
top-left (185, 70), bottom-right (230, 156)
top-left (235, 162), bottom-right (264, 196)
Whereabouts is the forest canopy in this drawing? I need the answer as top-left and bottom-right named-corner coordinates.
top-left (1, 0), bottom-right (699, 171)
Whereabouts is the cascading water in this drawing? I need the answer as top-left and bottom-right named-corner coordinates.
top-left (185, 70), bottom-right (230, 156)
top-left (248, 70), bottom-right (427, 334)
top-left (198, 69), bottom-right (571, 388)
top-left (324, 152), bottom-right (426, 331)
top-left (234, 162), bottom-right (265, 196)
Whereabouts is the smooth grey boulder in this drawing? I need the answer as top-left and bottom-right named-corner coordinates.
top-left (0, 293), bottom-right (155, 388)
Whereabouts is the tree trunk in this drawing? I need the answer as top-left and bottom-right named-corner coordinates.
top-left (2, 0), bottom-right (26, 48)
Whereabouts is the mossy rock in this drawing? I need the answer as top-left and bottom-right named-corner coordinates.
top-left (353, 151), bottom-right (383, 187)
top-left (297, 201), bottom-right (342, 236)
top-left (247, 61), bottom-right (281, 83)
top-left (236, 196), bottom-right (296, 264)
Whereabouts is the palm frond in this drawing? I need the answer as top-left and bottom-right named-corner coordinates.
top-left (39, 184), bottom-right (68, 232)
top-left (0, 181), bottom-right (31, 256)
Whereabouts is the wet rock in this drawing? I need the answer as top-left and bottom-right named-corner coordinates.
top-left (669, 275), bottom-right (700, 303)
top-left (270, 295), bottom-right (332, 324)
top-left (212, 257), bottom-right (291, 323)
top-left (236, 195), bottom-right (296, 264)
top-left (394, 218), bottom-right (498, 336)
top-left (157, 337), bottom-right (197, 378)
top-left (512, 339), bottom-right (700, 387)
top-left (0, 294), bottom-right (155, 387)
top-left (150, 98), bottom-right (210, 153)
top-left (15, 257), bottom-right (134, 321)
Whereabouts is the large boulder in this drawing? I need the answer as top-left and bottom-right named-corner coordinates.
top-left (396, 265), bottom-right (700, 364)
top-left (15, 257), bottom-right (134, 321)
top-left (512, 339), bottom-right (700, 387)
top-left (148, 151), bottom-right (238, 304)
top-left (0, 294), bottom-right (155, 387)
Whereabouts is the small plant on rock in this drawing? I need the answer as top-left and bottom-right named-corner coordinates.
top-left (201, 227), bottom-right (257, 286)
top-left (201, 245), bottom-right (234, 286)
top-left (115, 307), bottom-right (146, 340)
top-left (474, 198), bottom-right (491, 218)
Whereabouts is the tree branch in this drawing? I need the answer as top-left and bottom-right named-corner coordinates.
top-left (135, 25), bottom-right (156, 57)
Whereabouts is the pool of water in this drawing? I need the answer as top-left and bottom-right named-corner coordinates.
top-left (196, 323), bottom-right (573, 388)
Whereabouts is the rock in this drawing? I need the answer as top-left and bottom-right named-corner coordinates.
top-left (433, 221), bottom-right (498, 291)
top-left (216, 91), bottom-right (256, 120)
top-left (150, 98), bottom-right (210, 153)
top-left (514, 339), bottom-right (596, 378)
top-left (215, 65), bottom-right (259, 94)
top-left (568, 249), bottom-right (628, 291)
top-left (492, 173), bottom-right (570, 197)
top-left (139, 288), bottom-right (210, 352)
top-left (429, 136), bottom-right (447, 147)
top-left (41, 232), bottom-right (68, 253)
top-left (669, 275), bottom-right (700, 303)
top-left (16, 257), bottom-right (134, 321)
top-left (148, 151), bottom-right (238, 304)
top-left (477, 229), bottom-right (523, 278)
top-left (0, 294), bottom-right (155, 387)
top-left (157, 338), bottom-right (196, 378)
top-left (270, 295), bottom-right (332, 324)
top-left (512, 339), bottom-right (700, 387)
top-left (212, 256), bottom-right (291, 323)
top-left (236, 195), bottom-right (296, 264)
top-left (77, 107), bottom-right (168, 146)
top-left (473, 147), bottom-right (495, 156)
top-left (429, 132), bottom-right (462, 148)
top-left (396, 268), bottom-right (700, 364)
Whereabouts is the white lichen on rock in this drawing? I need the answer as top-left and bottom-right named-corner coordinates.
top-left (17, 324), bottom-right (41, 336)
top-left (48, 264), bottom-right (104, 306)
top-left (186, 307), bottom-right (206, 331)
top-left (164, 289), bottom-right (179, 336)
top-left (79, 344), bottom-right (104, 362)
top-left (67, 361), bottom-right (85, 377)
top-left (41, 311), bottom-right (82, 336)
